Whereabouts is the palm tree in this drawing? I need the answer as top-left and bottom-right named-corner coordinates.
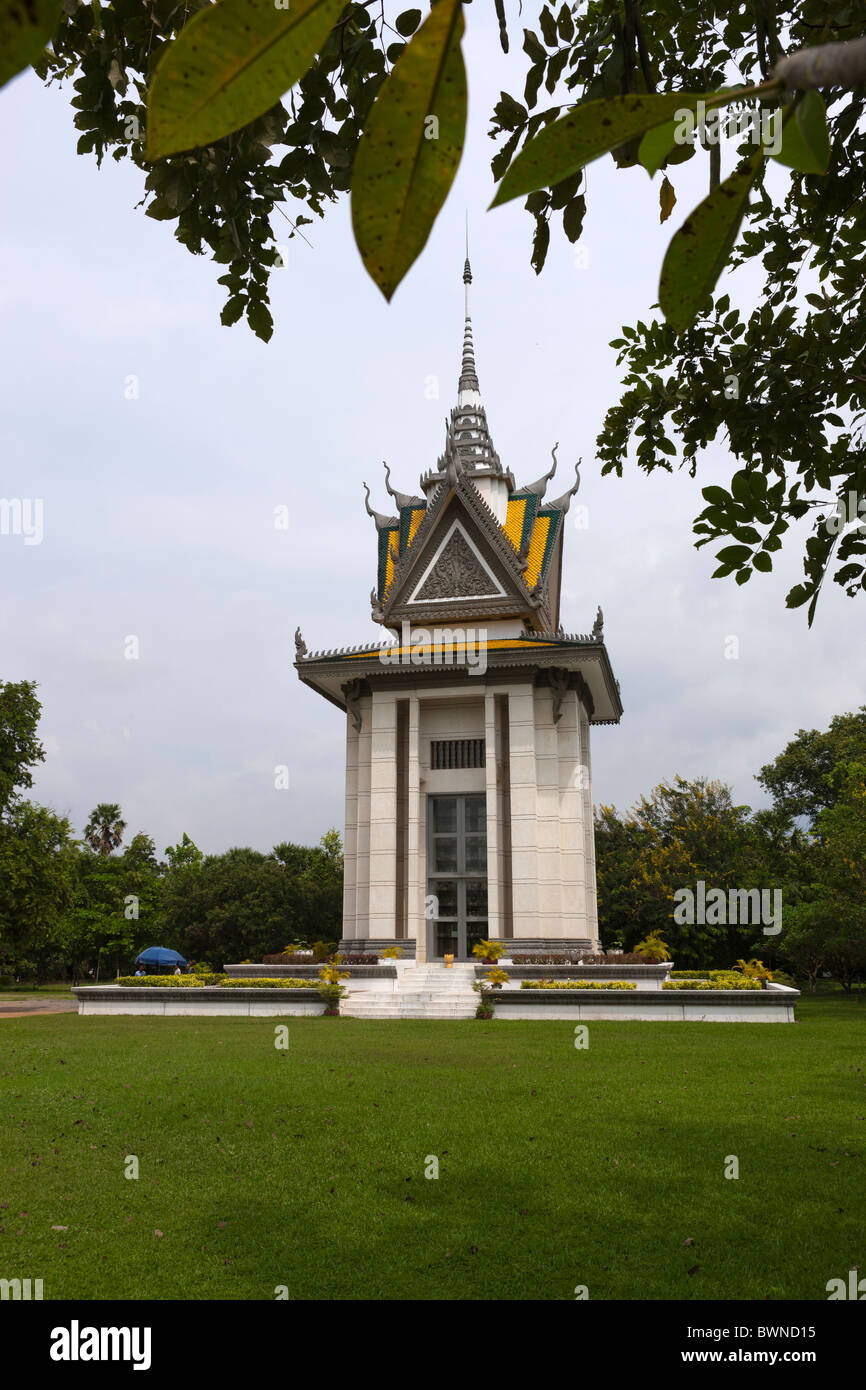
top-left (83, 803), bottom-right (126, 856)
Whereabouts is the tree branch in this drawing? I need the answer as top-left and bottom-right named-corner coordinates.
top-left (774, 35), bottom-right (866, 90)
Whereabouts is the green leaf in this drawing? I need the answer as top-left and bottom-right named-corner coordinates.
top-left (701, 485), bottom-right (730, 506)
top-left (146, 0), bottom-right (348, 161)
top-left (0, 0), bottom-right (63, 89)
top-left (772, 92), bottom-right (830, 176)
top-left (638, 118), bottom-right (680, 177)
top-left (715, 544), bottom-right (751, 565)
top-left (491, 93), bottom-right (712, 207)
top-left (350, 0), bottom-right (466, 301)
top-left (247, 298), bottom-right (274, 342)
top-left (752, 551), bottom-right (772, 572)
top-left (395, 9), bottom-right (422, 38)
top-left (659, 155), bottom-right (763, 333)
top-left (785, 583), bottom-right (811, 609)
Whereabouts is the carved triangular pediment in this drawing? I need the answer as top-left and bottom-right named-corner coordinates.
top-left (410, 522), bottom-right (504, 603)
top-left (380, 480), bottom-right (553, 629)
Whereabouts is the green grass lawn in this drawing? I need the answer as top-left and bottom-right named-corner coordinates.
top-left (1, 996), bottom-right (864, 1301)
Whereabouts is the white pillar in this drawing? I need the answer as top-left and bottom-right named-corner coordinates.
top-left (354, 693), bottom-right (372, 941)
top-left (508, 684), bottom-right (538, 940)
top-left (368, 692), bottom-right (398, 941)
top-left (484, 690), bottom-right (501, 939)
top-left (578, 700), bottom-right (600, 949)
top-left (535, 685), bottom-right (562, 938)
top-left (558, 688), bottom-right (584, 941)
top-left (407, 693), bottom-right (425, 962)
top-left (342, 713), bottom-right (359, 941)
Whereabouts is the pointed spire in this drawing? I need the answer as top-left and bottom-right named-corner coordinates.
top-left (459, 240), bottom-right (479, 400)
top-left (419, 247), bottom-right (514, 495)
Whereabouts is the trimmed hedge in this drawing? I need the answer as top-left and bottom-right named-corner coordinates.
top-left (663, 978), bottom-right (761, 991)
top-left (220, 977), bottom-right (318, 989)
top-left (520, 979), bottom-right (637, 991)
top-left (669, 970), bottom-right (763, 986)
top-left (116, 976), bottom-right (213, 988)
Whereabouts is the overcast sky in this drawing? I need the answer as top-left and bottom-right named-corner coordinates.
top-left (1, 6), bottom-right (862, 857)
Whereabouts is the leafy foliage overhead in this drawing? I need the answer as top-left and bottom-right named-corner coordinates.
top-left (15, 0), bottom-right (866, 615)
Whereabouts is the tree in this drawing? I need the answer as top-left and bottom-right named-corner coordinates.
top-left (756, 707), bottom-right (866, 826)
top-left (0, 800), bottom-right (77, 980)
top-left (0, 679), bottom-right (45, 816)
top-left (596, 776), bottom-right (767, 967)
top-left (83, 803), bottom-right (127, 856)
top-left (780, 761), bottom-right (866, 991)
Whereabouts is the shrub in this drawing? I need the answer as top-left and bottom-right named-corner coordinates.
top-left (263, 952), bottom-right (314, 965)
top-left (116, 976), bottom-right (205, 988)
top-left (663, 978), bottom-right (761, 991)
top-left (312, 941), bottom-right (333, 961)
top-left (579, 952), bottom-right (649, 965)
top-left (770, 970), bottom-right (798, 989)
top-left (520, 980), bottom-right (637, 990)
top-left (221, 977), bottom-right (318, 988)
top-left (510, 954), bottom-right (578, 965)
top-left (381, 946), bottom-right (403, 960)
top-left (734, 957), bottom-right (774, 981)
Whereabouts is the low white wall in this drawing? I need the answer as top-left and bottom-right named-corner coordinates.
top-left (74, 987), bottom-right (325, 1017)
top-left (494, 984), bottom-right (798, 1023)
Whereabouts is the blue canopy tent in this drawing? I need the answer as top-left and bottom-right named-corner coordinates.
top-left (134, 946), bottom-right (188, 975)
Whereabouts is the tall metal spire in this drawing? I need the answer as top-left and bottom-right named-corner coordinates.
top-left (459, 234), bottom-right (480, 400)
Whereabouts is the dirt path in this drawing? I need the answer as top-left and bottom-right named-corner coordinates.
top-left (0, 998), bottom-right (78, 1019)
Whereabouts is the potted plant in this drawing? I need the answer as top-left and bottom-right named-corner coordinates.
top-left (317, 963), bottom-right (350, 1016)
top-left (633, 931), bottom-right (671, 962)
top-left (482, 966), bottom-right (509, 993)
top-left (471, 938), bottom-right (505, 965)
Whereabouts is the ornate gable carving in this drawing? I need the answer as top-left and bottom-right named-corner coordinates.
top-left (413, 527), bottom-right (500, 602)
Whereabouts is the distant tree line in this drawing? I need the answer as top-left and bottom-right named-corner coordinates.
top-left (0, 680), bottom-right (342, 983)
top-left (596, 709), bottom-right (866, 989)
top-left (1, 679), bottom-right (864, 990)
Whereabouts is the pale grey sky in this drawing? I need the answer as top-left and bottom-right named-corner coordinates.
top-left (2, 7), bottom-right (862, 855)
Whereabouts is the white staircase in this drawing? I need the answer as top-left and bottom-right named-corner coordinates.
top-left (340, 963), bottom-right (478, 1019)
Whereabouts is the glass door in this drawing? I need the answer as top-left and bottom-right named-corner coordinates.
top-left (427, 794), bottom-right (488, 960)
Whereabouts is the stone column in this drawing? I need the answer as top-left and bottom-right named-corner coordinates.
top-left (484, 690), bottom-right (501, 939)
top-left (508, 682), bottom-right (538, 940)
top-left (368, 691), bottom-right (398, 942)
top-left (407, 692), bottom-right (425, 962)
top-left (558, 687), bottom-right (584, 941)
top-left (578, 699), bottom-right (600, 950)
top-left (342, 712), bottom-right (359, 941)
top-left (535, 685), bottom-right (562, 937)
top-left (353, 692), bottom-right (372, 942)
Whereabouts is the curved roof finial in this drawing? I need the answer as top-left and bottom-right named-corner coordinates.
top-left (523, 442), bottom-right (559, 500)
top-left (548, 457), bottom-right (582, 514)
top-left (383, 461), bottom-right (424, 511)
top-left (362, 481), bottom-right (397, 531)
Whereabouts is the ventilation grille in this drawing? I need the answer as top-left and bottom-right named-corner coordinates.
top-left (431, 739), bottom-right (486, 770)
